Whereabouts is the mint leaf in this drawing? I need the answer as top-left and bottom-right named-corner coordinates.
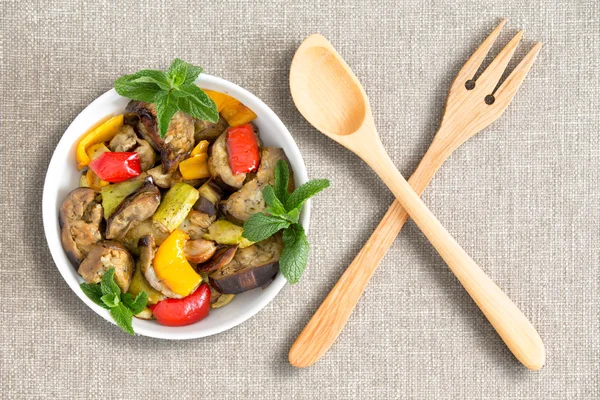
top-left (114, 78), bottom-right (163, 103)
top-left (263, 185), bottom-right (286, 215)
top-left (280, 224), bottom-right (310, 284)
top-left (80, 283), bottom-right (110, 309)
top-left (168, 59), bottom-right (204, 86)
top-left (273, 160), bottom-right (291, 204)
top-left (122, 291), bottom-right (148, 315)
top-left (283, 207), bottom-right (301, 224)
top-left (242, 213), bottom-right (290, 243)
top-left (155, 92), bottom-right (179, 138)
top-left (110, 304), bottom-right (134, 336)
top-left (174, 84), bottom-right (219, 123)
top-left (100, 267), bottom-right (121, 297)
top-left (127, 70), bottom-right (170, 90)
top-left (101, 293), bottom-right (119, 308)
top-left (286, 179), bottom-right (330, 212)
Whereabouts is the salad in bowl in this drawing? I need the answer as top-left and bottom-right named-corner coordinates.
top-left (44, 60), bottom-right (329, 337)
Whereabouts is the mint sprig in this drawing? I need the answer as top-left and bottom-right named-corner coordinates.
top-left (80, 267), bottom-right (148, 335)
top-left (114, 59), bottom-right (219, 138)
top-left (242, 160), bottom-right (330, 284)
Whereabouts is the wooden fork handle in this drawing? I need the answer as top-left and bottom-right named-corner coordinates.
top-left (289, 147), bottom-right (442, 369)
top-left (367, 148), bottom-right (546, 371)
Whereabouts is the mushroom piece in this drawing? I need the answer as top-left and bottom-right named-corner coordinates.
top-left (105, 179), bottom-right (161, 240)
top-left (207, 131), bottom-right (246, 191)
top-left (183, 239), bottom-right (217, 264)
top-left (221, 147), bottom-right (292, 222)
top-left (194, 115), bottom-right (228, 143)
top-left (109, 125), bottom-right (156, 171)
top-left (59, 188), bottom-right (103, 267)
top-left (77, 241), bottom-right (134, 292)
top-left (197, 245), bottom-right (238, 273)
top-left (177, 210), bottom-right (215, 240)
top-left (125, 101), bottom-right (195, 174)
top-left (138, 235), bottom-right (182, 299)
top-left (209, 235), bottom-right (283, 294)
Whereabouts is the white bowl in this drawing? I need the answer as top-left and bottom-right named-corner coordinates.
top-left (42, 75), bottom-right (310, 339)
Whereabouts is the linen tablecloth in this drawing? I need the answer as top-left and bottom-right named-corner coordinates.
top-left (1, 0), bottom-right (598, 398)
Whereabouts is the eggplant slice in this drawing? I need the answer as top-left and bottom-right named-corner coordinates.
top-left (138, 235), bottom-right (182, 299)
top-left (109, 125), bottom-right (157, 172)
top-left (59, 187), bottom-right (103, 266)
top-left (209, 235), bottom-right (283, 294)
top-left (194, 115), bottom-right (228, 143)
top-left (78, 241), bottom-right (134, 292)
top-left (207, 131), bottom-right (246, 191)
top-left (125, 101), bottom-right (195, 174)
top-left (105, 179), bottom-right (161, 240)
top-left (198, 245), bottom-right (237, 273)
top-left (221, 147), bottom-right (292, 222)
top-left (177, 210), bottom-right (215, 240)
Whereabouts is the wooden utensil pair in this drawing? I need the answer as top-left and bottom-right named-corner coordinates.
top-left (288, 19), bottom-right (545, 369)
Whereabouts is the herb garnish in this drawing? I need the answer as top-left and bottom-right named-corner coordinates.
top-left (114, 59), bottom-right (219, 138)
top-left (242, 160), bottom-right (330, 283)
top-left (80, 267), bottom-right (147, 335)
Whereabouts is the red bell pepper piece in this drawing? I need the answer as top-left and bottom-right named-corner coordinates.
top-left (88, 152), bottom-right (141, 183)
top-left (150, 284), bottom-right (211, 327)
top-left (226, 124), bottom-right (260, 174)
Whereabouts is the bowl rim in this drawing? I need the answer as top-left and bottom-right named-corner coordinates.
top-left (42, 74), bottom-right (310, 339)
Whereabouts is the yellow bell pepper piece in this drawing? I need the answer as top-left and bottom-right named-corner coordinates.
top-left (153, 230), bottom-right (201, 297)
top-left (190, 140), bottom-right (210, 157)
top-left (84, 142), bottom-right (111, 190)
top-left (76, 114), bottom-right (123, 170)
top-left (179, 154), bottom-right (210, 180)
top-left (203, 90), bottom-right (257, 127)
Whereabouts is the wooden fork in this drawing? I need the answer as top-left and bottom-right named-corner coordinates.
top-left (289, 20), bottom-right (543, 369)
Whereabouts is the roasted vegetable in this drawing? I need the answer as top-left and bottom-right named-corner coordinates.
top-left (152, 230), bottom-right (202, 297)
top-left (84, 142), bottom-right (111, 190)
top-left (109, 125), bottom-right (156, 171)
top-left (177, 210), bottom-right (215, 240)
top-left (194, 115), bottom-right (228, 143)
top-left (152, 182), bottom-right (199, 232)
top-left (125, 101), bottom-right (195, 174)
top-left (179, 153), bottom-right (210, 180)
top-left (127, 260), bottom-right (166, 305)
top-left (203, 220), bottom-right (253, 248)
top-left (150, 284), bottom-right (211, 327)
top-left (222, 147), bottom-right (291, 222)
top-left (134, 307), bottom-right (154, 320)
top-left (139, 235), bottom-right (181, 299)
top-left (226, 124), bottom-right (261, 174)
top-left (208, 131), bottom-right (246, 190)
top-left (211, 293), bottom-right (235, 309)
top-left (120, 219), bottom-right (169, 255)
top-left (77, 241), bottom-right (134, 292)
top-left (59, 188), bottom-right (103, 266)
top-left (105, 180), bottom-right (161, 240)
top-left (194, 180), bottom-right (223, 216)
top-left (184, 239), bottom-right (217, 263)
top-left (204, 90), bottom-right (257, 127)
top-left (89, 152), bottom-right (141, 183)
top-left (76, 114), bottom-right (124, 170)
top-left (209, 235), bottom-right (282, 294)
top-left (197, 245), bottom-right (238, 273)
top-left (100, 176), bottom-right (145, 219)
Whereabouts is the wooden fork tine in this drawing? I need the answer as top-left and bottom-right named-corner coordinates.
top-left (494, 42), bottom-right (543, 106)
top-left (453, 19), bottom-right (506, 86)
top-left (477, 30), bottom-right (524, 93)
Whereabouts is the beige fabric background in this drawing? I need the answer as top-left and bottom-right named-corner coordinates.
top-left (1, 0), bottom-right (599, 398)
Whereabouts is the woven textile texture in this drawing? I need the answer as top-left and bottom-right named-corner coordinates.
top-left (1, 0), bottom-right (598, 398)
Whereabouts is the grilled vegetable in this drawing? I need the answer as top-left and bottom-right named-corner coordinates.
top-left (203, 220), bottom-right (253, 248)
top-left (89, 152), bottom-right (141, 183)
top-left (84, 143), bottom-right (111, 190)
top-left (152, 182), bottom-right (199, 232)
top-left (184, 239), bottom-right (217, 263)
top-left (134, 307), bottom-right (154, 320)
top-left (127, 259), bottom-right (166, 305)
top-left (208, 131), bottom-right (246, 190)
top-left (152, 230), bottom-right (202, 297)
top-left (76, 114), bottom-right (124, 170)
top-left (109, 125), bottom-right (156, 171)
top-left (204, 90), bottom-right (257, 127)
top-left (100, 177), bottom-right (145, 219)
top-left (209, 235), bottom-right (282, 294)
top-left (105, 180), bottom-right (161, 240)
top-left (150, 284), bottom-right (211, 327)
top-left (177, 210), bottom-right (215, 240)
top-left (194, 180), bottom-right (223, 216)
top-left (120, 219), bottom-right (169, 255)
top-left (197, 245), bottom-right (238, 273)
top-left (59, 188), bottom-right (103, 266)
top-left (194, 116), bottom-right (228, 142)
top-left (179, 153), bottom-right (210, 180)
top-left (139, 235), bottom-right (181, 299)
top-left (226, 124), bottom-right (260, 175)
top-left (77, 241), bottom-right (134, 292)
top-left (211, 293), bottom-right (235, 308)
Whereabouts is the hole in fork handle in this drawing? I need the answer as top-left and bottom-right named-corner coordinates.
top-left (465, 80), bottom-right (476, 90)
top-left (484, 94), bottom-right (495, 105)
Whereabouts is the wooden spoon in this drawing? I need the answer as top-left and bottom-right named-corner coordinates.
top-left (288, 34), bottom-right (545, 370)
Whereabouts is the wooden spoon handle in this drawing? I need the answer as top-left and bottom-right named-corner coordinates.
top-left (289, 147), bottom-right (444, 369)
top-left (367, 149), bottom-right (546, 370)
